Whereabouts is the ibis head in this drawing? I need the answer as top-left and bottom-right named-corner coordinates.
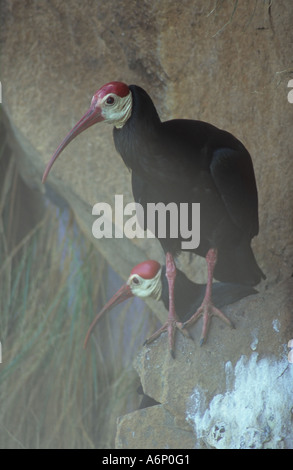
top-left (83, 260), bottom-right (162, 348)
top-left (42, 82), bottom-right (132, 182)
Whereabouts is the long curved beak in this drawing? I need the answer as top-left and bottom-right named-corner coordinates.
top-left (83, 283), bottom-right (133, 349)
top-left (42, 102), bottom-right (104, 183)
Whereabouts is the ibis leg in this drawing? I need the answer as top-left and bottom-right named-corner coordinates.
top-left (144, 252), bottom-right (191, 357)
top-left (183, 248), bottom-right (234, 345)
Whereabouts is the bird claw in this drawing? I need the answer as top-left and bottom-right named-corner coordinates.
top-left (144, 302), bottom-right (233, 355)
top-left (144, 320), bottom-right (192, 357)
top-left (183, 301), bottom-right (234, 345)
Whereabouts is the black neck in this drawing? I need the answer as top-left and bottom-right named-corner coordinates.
top-left (113, 85), bottom-right (161, 171)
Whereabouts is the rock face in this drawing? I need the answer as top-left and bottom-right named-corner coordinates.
top-left (116, 278), bottom-right (293, 449)
top-left (1, 0), bottom-right (293, 448)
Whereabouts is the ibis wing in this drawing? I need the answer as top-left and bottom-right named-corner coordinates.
top-left (210, 147), bottom-right (259, 237)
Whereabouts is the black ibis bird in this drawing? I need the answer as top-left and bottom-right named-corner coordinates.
top-left (43, 81), bottom-right (265, 355)
top-left (83, 260), bottom-right (257, 352)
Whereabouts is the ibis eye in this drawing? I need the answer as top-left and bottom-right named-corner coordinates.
top-left (105, 96), bottom-right (115, 105)
top-left (132, 277), bottom-right (140, 285)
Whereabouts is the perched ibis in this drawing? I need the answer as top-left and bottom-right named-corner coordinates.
top-left (43, 82), bottom-right (265, 355)
top-left (83, 260), bottom-right (257, 354)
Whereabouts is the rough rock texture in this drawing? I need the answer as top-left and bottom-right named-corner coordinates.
top-left (116, 278), bottom-right (293, 449)
top-left (1, 0), bottom-right (293, 448)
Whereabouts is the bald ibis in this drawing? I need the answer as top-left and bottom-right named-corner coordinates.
top-left (83, 260), bottom-right (257, 353)
top-left (43, 81), bottom-right (265, 355)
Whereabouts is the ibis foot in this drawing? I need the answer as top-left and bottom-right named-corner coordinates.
top-left (183, 299), bottom-right (235, 346)
top-left (144, 320), bottom-right (192, 358)
top-left (181, 247), bottom-right (234, 345)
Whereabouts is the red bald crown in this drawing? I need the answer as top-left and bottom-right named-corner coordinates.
top-left (95, 81), bottom-right (130, 99)
top-left (130, 260), bottom-right (161, 280)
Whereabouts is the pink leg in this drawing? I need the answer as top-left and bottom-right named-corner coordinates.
top-left (183, 248), bottom-right (234, 345)
top-left (144, 252), bottom-right (190, 357)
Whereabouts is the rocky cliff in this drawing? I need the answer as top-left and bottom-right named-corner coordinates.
top-left (1, 0), bottom-right (292, 448)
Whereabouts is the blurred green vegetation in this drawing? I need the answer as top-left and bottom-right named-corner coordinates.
top-left (0, 120), bottom-right (151, 448)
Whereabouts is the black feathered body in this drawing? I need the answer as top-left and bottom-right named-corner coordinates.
top-left (114, 85), bottom-right (264, 286)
